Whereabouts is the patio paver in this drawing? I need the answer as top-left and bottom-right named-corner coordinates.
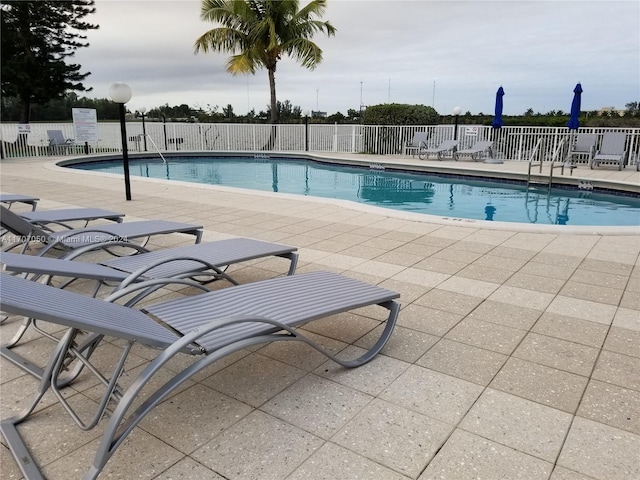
top-left (1, 154), bottom-right (638, 479)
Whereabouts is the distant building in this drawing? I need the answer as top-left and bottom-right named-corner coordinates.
top-left (598, 107), bottom-right (624, 116)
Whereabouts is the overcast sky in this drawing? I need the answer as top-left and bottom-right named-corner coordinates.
top-left (74, 0), bottom-right (639, 117)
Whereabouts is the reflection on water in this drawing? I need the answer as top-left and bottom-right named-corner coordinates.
top-left (358, 176), bottom-right (435, 205)
top-left (74, 156), bottom-right (640, 226)
top-left (484, 205), bottom-right (497, 221)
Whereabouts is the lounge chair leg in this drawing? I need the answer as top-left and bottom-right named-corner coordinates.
top-left (286, 252), bottom-right (299, 275)
top-left (1, 419), bottom-right (46, 480)
top-left (1, 344), bottom-right (45, 379)
top-left (1, 329), bottom-right (83, 479)
top-left (88, 302), bottom-right (400, 478)
top-left (3, 317), bottom-right (33, 348)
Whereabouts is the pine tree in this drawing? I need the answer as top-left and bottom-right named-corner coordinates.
top-left (1, 1), bottom-right (98, 123)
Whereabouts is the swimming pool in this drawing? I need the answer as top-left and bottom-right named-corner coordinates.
top-left (69, 155), bottom-right (640, 226)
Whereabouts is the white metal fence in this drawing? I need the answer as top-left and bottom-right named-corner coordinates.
top-left (1, 122), bottom-right (639, 166)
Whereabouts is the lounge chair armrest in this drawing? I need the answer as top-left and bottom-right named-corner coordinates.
top-left (104, 277), bottom-right (212, 306)
top-left (115, 255), bottom-right (238, 290)
top-left (28, 219), bottom-right (76, 230)
top-left (60, 241), bottom-right (152, 260)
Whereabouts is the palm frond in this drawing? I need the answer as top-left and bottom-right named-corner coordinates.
top-left (282, 38), bottom-right (322, 69)
top-left (226, 52), bottom-right (261, 75)
top-left (194, 27), bottom-right (247, 54)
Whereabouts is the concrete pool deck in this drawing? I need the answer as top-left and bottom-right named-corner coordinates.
top-left (1, 154), bottom-right (639, 479)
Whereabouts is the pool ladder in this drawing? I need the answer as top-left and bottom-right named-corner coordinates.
top-left (138, 134), bottom-right (167, 163)
top-left (526, 137), bottom-right (569, 193)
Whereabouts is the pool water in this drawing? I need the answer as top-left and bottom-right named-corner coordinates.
top-left (71, 156), bottom-right (640, 226)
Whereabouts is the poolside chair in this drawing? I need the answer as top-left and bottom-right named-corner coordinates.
top-left (454, 140), bottom-right (494, 162)
top-left (47, 129), bottom-right (76, 154)
top-left (591, 132), bottom-right (627, 170)
top-left (565, 133), bottom-right (597, 168)
top-left (0, 271), bottom-right (400, 479)
top-left (19, 207), bottom-right (125, 228)
top-left (0, 193), bottom-right (39, 211)
top-left (418, 139), bottom-right (459, 160)
top-left (2, 238), bottom-right (298, 292)
top-left (1, 238), bottom-right (299, 378)
top-left (404, 132), bottom-right (429, 157)
top-left (0, 206), bottom-right (124, 249)
top-left (1, 205), bottom-right (202, 255)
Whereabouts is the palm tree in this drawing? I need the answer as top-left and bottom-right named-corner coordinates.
top-left (194, 0), bottom-right (336, 126)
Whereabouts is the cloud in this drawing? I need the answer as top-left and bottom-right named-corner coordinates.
top-left (74, 0), bottom-right (640, 116)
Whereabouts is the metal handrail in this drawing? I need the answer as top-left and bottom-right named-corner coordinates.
top-left (140, 134), bottom-right (166, 163)
top-left (526, 138), bottom-right (544, 186)
top-left (548, 137), bottom-right (569, 192)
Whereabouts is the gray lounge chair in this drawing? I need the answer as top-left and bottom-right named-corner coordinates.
top-left (47, 129), bottom-right (76, 154)
top-left (404, 132), bottom-right (429, 157)
top-left (454, 140), bottom-right (494, 162)
top-left (0, 193), bottom-right (39, 211)
top-left (418, 139), bottom-right (459, 160)
top-left (565, 133), bottom-right (597, 168)
top-left (19, 207), bottom-right (125, 228)
top-left (1, 205), bottom-right (202, 255)
top-left (1, 238), bottom-right (299, 378)
top-left (0, 205), bottom-right (123, 250)
top-left (0, 271), bottom-right (400, 479)
top-left (591, 132), bottom-right (627, 170)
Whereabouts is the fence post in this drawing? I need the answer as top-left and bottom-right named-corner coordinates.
top-left (162, 117), bottom-right (168, 150)
top-left (351, 125), bottom-right (355, 153)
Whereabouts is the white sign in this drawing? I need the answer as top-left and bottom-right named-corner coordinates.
top-left (464, 126), bottom-right (479, 136)
top-left (72, 108), bottom-right (98, 143)
top-left (17, 124), bottom-right (31, 134)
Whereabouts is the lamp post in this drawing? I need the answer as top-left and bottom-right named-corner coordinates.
top-left (139, 107), bottom-right (148, 151)
top-left (303, 110), bottom-right (310, 151)
top-left (452, 106), bottom-right (462, 141)
top-left (109, 82), bottom-right (133, 201)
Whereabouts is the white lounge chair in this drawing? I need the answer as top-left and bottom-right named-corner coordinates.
top-left (591, 132), bottom-right (627, 170)
top-left (565, 134), bottom-right (597, 168)
top-left (404, 132), bottom-right (429, 157)
top-left (418, 139), bottom-right (459, 160)
top-left (47, 129), bottom-right (76, 154)
top-left (454, 140), bottom-right (494, 162)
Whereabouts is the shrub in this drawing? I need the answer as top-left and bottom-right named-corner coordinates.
top-left (362, 103), bottom-right (439, 125)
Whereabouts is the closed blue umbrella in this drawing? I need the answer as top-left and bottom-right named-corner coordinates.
top-left (567, 83), bottom-right (582, 130)
top-left (491, 86), bottom-right (504, 129)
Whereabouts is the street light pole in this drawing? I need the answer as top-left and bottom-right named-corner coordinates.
top-left (109, 82), bottom-right (133, 201)
top-left (139, 107), bottom-right (147, 151)
top-left (304, 112), bottom-right (310, 152)
top-left (452, 106), bottom-right (462, 141)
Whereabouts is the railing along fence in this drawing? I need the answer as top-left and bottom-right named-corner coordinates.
top-left (1, 122), bottom-right (638, 166)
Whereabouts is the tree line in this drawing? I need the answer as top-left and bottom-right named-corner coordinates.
top-left (2, 93), bottom-right (639, 128)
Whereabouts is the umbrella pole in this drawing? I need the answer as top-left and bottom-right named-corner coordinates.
top-left (485, 128), bottom-right (503, 164)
